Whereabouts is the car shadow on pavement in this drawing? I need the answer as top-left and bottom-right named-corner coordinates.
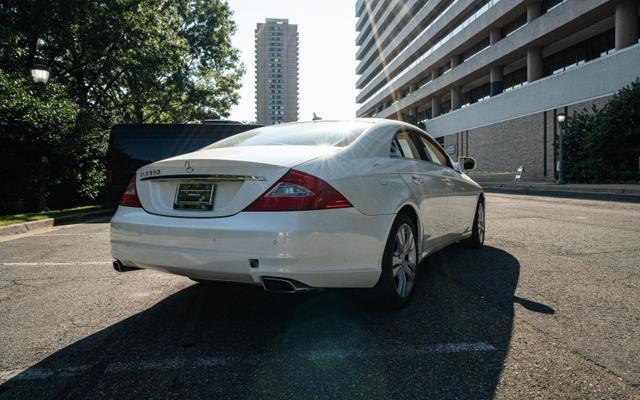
top-left (0, 245), bottom-right (550, 399)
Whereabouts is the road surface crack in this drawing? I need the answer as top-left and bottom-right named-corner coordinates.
top-left (10, 279), bottom-right (38, 289)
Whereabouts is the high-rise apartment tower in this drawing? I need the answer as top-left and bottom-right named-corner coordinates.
top-left (255, 18), bottom-right (299, 125)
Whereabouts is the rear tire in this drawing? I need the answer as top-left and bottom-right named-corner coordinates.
top-left (372, 213), bottom-right (418, 308)
top-left (463, 200), bottom-right (485, 248)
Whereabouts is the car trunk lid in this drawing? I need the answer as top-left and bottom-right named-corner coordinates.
top-left (135, 145), bottom-right (340, 218)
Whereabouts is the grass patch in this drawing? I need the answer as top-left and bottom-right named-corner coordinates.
top-left (0, 205), bottom-right (109, 227)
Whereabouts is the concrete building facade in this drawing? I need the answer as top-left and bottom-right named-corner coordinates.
top-left (255, 18), bottom-right (299, 125)
top-left (355, 0), bottom-right (640, 181)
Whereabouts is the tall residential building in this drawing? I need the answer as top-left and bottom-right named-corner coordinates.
top-left (356, 0), bottom-right (640, 181)
top-left (255, 18), bottom-right (299, 125)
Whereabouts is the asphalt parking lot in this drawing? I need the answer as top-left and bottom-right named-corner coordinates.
top-left (0, 193), bottom-right (639, 399)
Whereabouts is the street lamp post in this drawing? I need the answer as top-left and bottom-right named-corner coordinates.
top-left (30, 63), bottom-right (51, 210)
top-left (557, 113), bottom-right (567, 185)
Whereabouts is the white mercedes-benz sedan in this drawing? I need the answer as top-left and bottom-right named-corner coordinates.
top-left (110, 119), bottom-right (484, 307)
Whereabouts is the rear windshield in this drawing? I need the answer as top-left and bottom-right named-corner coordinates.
top-left (204, 122), bottom-right (371, 149)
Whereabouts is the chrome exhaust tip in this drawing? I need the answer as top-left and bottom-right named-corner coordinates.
top-left (262, 277), bottom-right (298, 293)
top-left (113, 260), bottom-right (124, 272)
top-left (262, 277), bottom-right (319, 293)
top-left (113, 260), bottom-right (140, 273)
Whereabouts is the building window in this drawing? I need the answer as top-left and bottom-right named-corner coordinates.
top-left (461, 37), bottom-right (490, 62)
top-left (542, 29), bottom-right (614, 77)
top-left (463, 83), bottom-right (490, 106)
top-left (501, 13), bottom-right (527, 38)
top-left (504, 67), bottom-right (527, 92)
top-left (542, 0), bottom-right (565, 13)
top-left (441, 99), bottom-right (451, 114)
top-left (415, 75), bottom-right (432, 90)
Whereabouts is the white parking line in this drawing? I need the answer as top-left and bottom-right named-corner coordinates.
top-left (0, 342), bottom-right (496, 382)
top-left (306, 342), bottom-right (496, 361)
top-left (0, 261), bottom-right (112, 267)
top-left (33, 233), bottom-right (109, 237)
top-left (0, 365), bottom-right (92, 381)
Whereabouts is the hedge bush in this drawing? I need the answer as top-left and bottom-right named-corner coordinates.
top-left (564, 79), bottom-right (640, 183)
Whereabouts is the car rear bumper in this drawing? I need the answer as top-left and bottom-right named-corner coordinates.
top-left (110, 206), bottom-right (393, 288)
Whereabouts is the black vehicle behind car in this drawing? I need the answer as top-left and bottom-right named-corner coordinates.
top-left (106, 122), bottom-right (261, 203)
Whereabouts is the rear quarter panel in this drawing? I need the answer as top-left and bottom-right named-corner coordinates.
top-left (295, 123), bottom-right (419, 217)
top-left (299, 155), bottom-right (415, 216)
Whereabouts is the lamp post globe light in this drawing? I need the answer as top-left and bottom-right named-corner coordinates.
top-left (557, 113), bottom-right (567, 185)
top-left (30, 64), bottom-right (50, 85)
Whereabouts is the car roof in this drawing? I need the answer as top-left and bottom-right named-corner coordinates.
top-left (271, 118), bottom-right (386, 126)
top-left (265, 118), bottom-right (419, 134)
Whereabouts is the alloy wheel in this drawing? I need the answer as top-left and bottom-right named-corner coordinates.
top-left (392, 223), bottom-right (417, 298)
top-left (477, 203), bottom-right (485, 243)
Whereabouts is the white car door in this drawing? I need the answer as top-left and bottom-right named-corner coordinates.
top-left (406, 132), bottom-right (458, 246)
top-left (391, 131), bottom-right (451, 254)
top-left (414, 133), bottom-right (475, 237)
top-left (444, 166), bottom-right (481, 235)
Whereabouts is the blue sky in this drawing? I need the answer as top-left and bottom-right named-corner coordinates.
top-left (226, 0), bottom-right (358, 122)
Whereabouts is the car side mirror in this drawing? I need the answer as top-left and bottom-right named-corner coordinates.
top-left (458, 157), bottom-right (476, 171)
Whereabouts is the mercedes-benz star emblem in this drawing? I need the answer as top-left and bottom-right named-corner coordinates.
top-left (184, 161), bottom-right (194, 173)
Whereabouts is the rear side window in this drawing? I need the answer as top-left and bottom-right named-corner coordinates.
top-left (416, 135), bottom-right (452, 167)
top-left (391, 131), bottom-right (420, 159)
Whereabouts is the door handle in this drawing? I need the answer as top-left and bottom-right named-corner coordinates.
top-left (412, 175), bottom-right (423, 184)
top-left (444, 177), bottom-right (454, 187)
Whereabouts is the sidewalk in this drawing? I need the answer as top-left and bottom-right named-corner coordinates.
top-left (480, 181), bottom-right (640, 198)
top-left (0, 209), bottom-right (114, 239)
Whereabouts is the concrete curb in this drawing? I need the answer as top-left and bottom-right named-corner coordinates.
top-left (482, 183), bottom-right (640, 196)
top-left (0, 209), bottom-right (114, 239)
top-left (483, 186), bottom-right (640, 202)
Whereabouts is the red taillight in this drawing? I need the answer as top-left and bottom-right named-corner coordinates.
top-left (119, 176), bottom-right (142, 208)
top-left (245, 169), bottom-right (352, 212)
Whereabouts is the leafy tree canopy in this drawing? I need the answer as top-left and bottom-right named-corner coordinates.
top-left (0, 0), bottom-right (243, 123)
top-left (0, 0), bottom-right (243, 212)
top-left (0, 71), bottom-right (78, 143)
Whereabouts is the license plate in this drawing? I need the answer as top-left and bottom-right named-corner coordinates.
top-left (174, 183), bottom-right (215, 211)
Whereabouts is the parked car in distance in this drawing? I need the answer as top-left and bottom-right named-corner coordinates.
top-left (110, 119), bottom-right (484, 307)
top-left (106, 121), bottom-right (261, 203)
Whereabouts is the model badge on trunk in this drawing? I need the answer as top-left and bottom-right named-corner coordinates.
top-left (139, 169), bottom-right (161, 178)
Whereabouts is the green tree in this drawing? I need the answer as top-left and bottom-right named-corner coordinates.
top-left (0, 71), bottom-right (79, 210)
top-left (593, 79), bottom-right (640, 181)
top-left (0, 0), bottom-right (243, 212)
top-left (563, 106), bottom-right (598, 183)
top-left (0, 0), bottom-right (243, 122)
